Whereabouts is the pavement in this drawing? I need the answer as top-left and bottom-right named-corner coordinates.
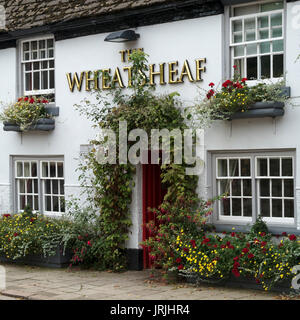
top-left (0, 263), bottom-right (297, 300)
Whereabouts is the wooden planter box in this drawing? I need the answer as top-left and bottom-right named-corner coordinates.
top-left (229, 101), bottom-right (285, 120)
top-left (180, 273), bottom-right (293, 294)
top-left (3, 106), bottom-right (59, 132)
top-left (3, 118), bottom-right (55, 132)
top-left (0, 246), bottom-right (72, 268)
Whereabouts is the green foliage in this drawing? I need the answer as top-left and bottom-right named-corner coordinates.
top-left (0, 96), bottom-right (50, 131)
top-left (250, 215), bottom-right (269, 236)
top-left (176, 230), bottom-right (300, 291)
top-left (75, 50), bottom-right (204, 271)
top-left (0, 212), bottom-right (72, 260)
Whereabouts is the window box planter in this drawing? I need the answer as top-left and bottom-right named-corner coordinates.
top-left (0, 246), bottom-right (72, 268)
top-left (179, 272), bottom-right (293, 294)
top-left (3, 118), bottom-right (55, 132)
top-left (229, 101), bottom-right (285, 120)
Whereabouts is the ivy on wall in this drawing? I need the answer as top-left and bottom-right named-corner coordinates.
top-left (76, 51), bottom-right (216, 271)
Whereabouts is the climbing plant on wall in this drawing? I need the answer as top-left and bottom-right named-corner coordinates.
top-left (76, 51), bottom-right (218, 271)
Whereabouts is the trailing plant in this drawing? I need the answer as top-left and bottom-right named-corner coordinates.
top-left (191, 66), bottom-right (290, 121)
top-left (0, 96), bottom-right (50, 131)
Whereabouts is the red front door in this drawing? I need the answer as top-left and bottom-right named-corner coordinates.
top-left (142, 162), bottom-right (165, 269)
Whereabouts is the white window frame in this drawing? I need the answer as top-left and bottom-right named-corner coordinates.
top-left (229, 0), bottom-right (285, 81)
top-left (13, 157), bottom-right (64, 216)
top-left (212, 151), bottom-right (296, 227)
top-left (20, 35), bottom-right (55, 97)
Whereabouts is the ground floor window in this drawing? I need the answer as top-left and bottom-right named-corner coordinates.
top-left (214, 151), bottom-right (295, 224)
top-left (14, 157), bottom-right (65, 215)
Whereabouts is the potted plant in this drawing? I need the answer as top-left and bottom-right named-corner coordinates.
top-left (195, 66), bottom-right (290, 121)
top-left (0, 96), bottom-right (55, 132)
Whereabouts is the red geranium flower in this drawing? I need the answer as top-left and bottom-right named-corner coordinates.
top-left (42, 99), bottom-right (49, 104)
top-left (13, 233), bottom-right (19, 237)
top-left (178, 264), bottom-right (184, 270)
top-left (208, 82), bottom-right (215, 87)
top-left (190, 240), bottom-right (196, 247)
top-left (241, 77), bottom-right (248, 83)
top-left (24, 97), bottom-right (29, 101)
top-left (248, 253), bottom-right (254, 259)
top-left (29, 98), bottom-right (35, 104)
top-left (176, 258), bottom-right (182, 264)
top-left (87, 241), bottom-right (92, 246)
top-left (3, 214), bottom-right (11, 218)
top-left (183, 247), bottom-right (189, 253)
top-left (289, 234), bottom-right (297, 241)
top-left (282, 232), bottom-right (287, 236)
top-left (233, 256), bottom-right (239, 261)
top-left (242, 247), bottom-right (249, 254)
top-left (260, 232), bottom-right (266, 237)
top-left (261, 241), bottom-right (267, 247)
top-left (231, 232), bottom-right (236, 237)
top-left (233, 65), bottom-right (237, 69)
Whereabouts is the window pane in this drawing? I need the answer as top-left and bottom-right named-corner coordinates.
top-left (34, 196), bottom-right (39, 211)
top-left (257, 158), bottom-right (268, 176)
top-left (23, 42), bottom-right (29, 52)
top-left (50, 70), bottom-right (55, 89)
top-left (284, 200), bottom-right (294, 218)
top-left (241, 159), bottom-right (250, 176)
top-left (284, 180), bottom-right (294, 197)
top-left (48, 49), bottom-right (54, 58)
top-left (232, 199), bottom-right (241, 216)
top-left (39, 40), bottom-right (46, 49)
top-left (233, 20), bottom-right (242, 32)
top-left (27, 179), bottom-right (33, 193)
top-left (24, 52), bottom-right (30, 60)
top-left (259, 29), bottom-right (269, 40)
top-left (260, 179), bottom-right (270, 196)
top-left (31, 51), bottom-right (38, 60)
top-left (19, 180), bottom-right (25, 193)
top-left (234, 4), bottom-right (259, 16)
top-left (229, 159), bottom-right (239, 176)
top-left (272, 179), bottom-right (282, 197)
top-left (260, 42), bottom-right (270, 54)
top-left (261, 55), bottom-right (271, 78)
top-left (234, 45), bottom-right (244, 57)
top-left (232, 179), bottom-right (241, 196)
top-left (25, 63), bottom-right (32, 71)
top-left (246, 43), bottom-right (257, 55)
top-left (50, 162), bottom-right (56, 177)
top-left (33, 72), bottom-right (40, 90)
top-left (245, 30), bottom-right (256, 42)
top-left (234, 33), bottom-right (243, 43)
top-left (261, 199), bottom-right (270, 217)
top-left (218, 159), bottom-right (227, 177)
top-left (47, 39), bottom-right (54, 48)
top-left (220, 180), bottom-right (230, 195)
top-left (270, 158), bottom-right (280, 176)
top-left (42, 162), bottom-right (49, 177)
top-left (45, 180), bottom-right (51, 194)
top-left (17, 162), bottom-right (23, 177)
top-left (271, 13), bottom-right (282, 27)
top-left (60, 180), bottom-right (65, 195)
top-left (31, 162), bottom-right (37, 177)
top-left (243, 179), bottom-right (252, 196)
top-left (273, 40), bottom-right (284, 53)
top-left (261, 1), bottom-right (283, 12)
top-left (42, 61), bottom-right (48, 69)
top-left (273, 54), bottom-right (283, 77)
top-left (243, 198), bottom-right (252, 216)
top-left (53, 180), bottom-right (59, 195)
top-left (272, 27), bottom-right (282, 38)
top-left (221, 198), bottom-right (230, 216)
top-left (53, 197), bottom-right (59, 212)
top-left (258, 16), bottom-right (269, 28)
top-left (244, 18), bottom-right (255, 30)
top-left (27, 196), bottom-right (33, 210)
top-left (57, 163), bottom-right (64, 177)
top-left (49, 60), bottom-right (55, 69)
top-left (41, 71), bottom-right (48, 90)
top-left (46, 196), bottom-right (52, 211)
top-left (25, 73), bottom-right (32, 91)
top-left (247, 57), bottom-right (257, 80)
top-left (20, 196), bottom-right (26, 210)
top-left (272, 199), bottom-right (282, 217)
top-left (24, 162), bottom-right (30, 177)
top-left (34, 180), bottom-right (38, 193)
top-left (282, 158), bottom-right (293, 176)
top-left (234, 59), bottom-right (244, 78)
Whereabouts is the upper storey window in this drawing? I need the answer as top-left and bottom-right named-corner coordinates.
top-left (230, 1), bottom-right (284, 80)
top-left (20, 36), bottom-right (55, 101)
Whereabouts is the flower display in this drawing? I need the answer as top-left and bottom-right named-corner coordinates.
top-left (0, 96), bottom-right (50, 131)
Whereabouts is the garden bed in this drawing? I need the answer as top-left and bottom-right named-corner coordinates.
top-left (0, 246), bottom-right (72, 268)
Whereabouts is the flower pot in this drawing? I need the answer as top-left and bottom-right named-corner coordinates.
top-left (3, 118), bottom-right (55, 132)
